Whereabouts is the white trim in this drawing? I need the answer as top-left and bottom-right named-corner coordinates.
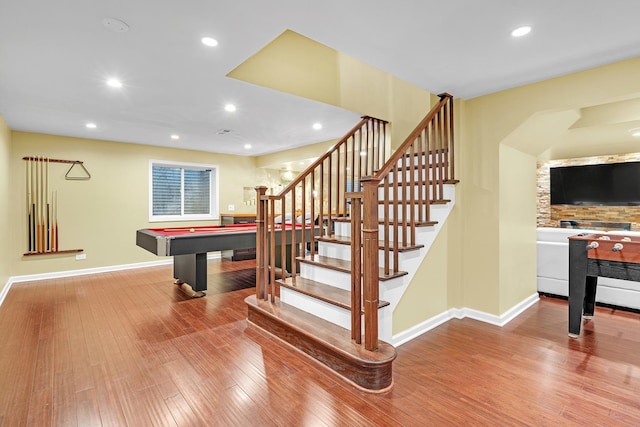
top-left (0, 279), bottom-right (12, 308)
top-left (148, 159), bottom-right (220, 222)
top-left (9, 259), bottom-right (171, 284)
top-left (392, 293), bottom-right (539, 347)
top-left (0, 253), bottom-right (221, 306)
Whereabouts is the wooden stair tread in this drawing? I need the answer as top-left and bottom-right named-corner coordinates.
top-left (277, 276), bottom-right (390, 311)
top-left (316, 235), bottom-right (424, 253)
top-left (246, 295), bottom-right (396, 365)
top-left (298, 255), bottom-right (407, 281)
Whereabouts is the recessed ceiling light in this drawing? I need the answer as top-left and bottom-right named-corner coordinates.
top-left (171, 134), bottom-right (180, 140)
top-left (511, 26), bottom-right (531, 37)
top-left (106, 78), bottom-right (122, 88)
top-left (224, 104), bottom-right (236, 112)
top-left (244, 144), bottom-right (252, 149)
top-left (85, 123), bottom-right (97, 129)
top-left (312, 123), bottom-right (322, 130)
top-left (201, 37), bottom-right (218, 47)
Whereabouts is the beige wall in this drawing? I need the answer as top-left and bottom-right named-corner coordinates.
top-left (0, 116), bottom-right (11, 293)
top-left (256, 138), bottom-right (339, 171)
top-left (229, 29), bottom-right (432, 152)
top-left (394, 222), bottom-right (451, 332)
top-left (498, 145), bottom-right (537, 313)
top-left (9, 132), bottom-right (265, 276)
top-left (462, 56), bottom-right (640, 315)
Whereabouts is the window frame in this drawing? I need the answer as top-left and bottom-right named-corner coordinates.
top-left (148, 159), bottom-right (219, 222)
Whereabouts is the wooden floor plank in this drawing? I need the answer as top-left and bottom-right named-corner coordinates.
top-left (1, 260), bottom-right (640, 426)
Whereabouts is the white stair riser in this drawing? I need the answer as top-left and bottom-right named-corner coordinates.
top-left (334, 218), bottom-right (441, 244)
top-left (286, 183), bottom-right (456, 342)
top-left (318, 239), bottom-right (425, 268)
top-left (280, 288), bottom-right (352, 329)
top-left (299, 263), bottom-right (351, 291)
top-left (280, 286), bottom-right (395, 340)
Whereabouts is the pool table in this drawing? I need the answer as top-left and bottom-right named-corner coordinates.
top-left (136, 223), bottom-right (312, 297)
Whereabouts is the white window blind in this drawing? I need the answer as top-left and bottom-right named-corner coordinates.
top-left (149, 160), bottom-right (218, 221)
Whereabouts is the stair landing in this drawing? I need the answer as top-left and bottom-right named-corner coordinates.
top-left (245, 295), bottom-right (396, 392)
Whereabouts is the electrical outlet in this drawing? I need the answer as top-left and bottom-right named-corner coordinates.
top-left (76, 253), bottom-right (87, 260)
top-left (228, 204), bottom-right (235, 211)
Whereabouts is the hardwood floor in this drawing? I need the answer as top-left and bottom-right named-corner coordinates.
top-left (1, 259), bottom-right (640, 426)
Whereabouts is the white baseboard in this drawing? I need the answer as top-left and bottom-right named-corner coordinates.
top-left (392, 293), bottom-right (540, 347)
top-left (0, 252), bottom-right (222, 307)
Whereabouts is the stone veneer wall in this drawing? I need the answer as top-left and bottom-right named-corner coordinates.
top-left (537, 153), bottom-right (640, 231)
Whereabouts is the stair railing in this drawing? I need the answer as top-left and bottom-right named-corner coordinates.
top-left (255, 116), bottom-right (388, 302)
top-left (255, 93), bottom-right (454, 353)
top-left (356, 93), bottom-right (454, 350)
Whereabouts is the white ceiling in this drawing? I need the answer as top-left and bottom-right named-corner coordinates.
top-left (1, 0), bottom-right (640, 157)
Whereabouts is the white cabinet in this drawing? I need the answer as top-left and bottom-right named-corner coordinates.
top-left (537, 227), bottom-right (640, 310)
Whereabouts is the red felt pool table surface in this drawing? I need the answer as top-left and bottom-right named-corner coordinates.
top-left (149, 223), bottom-right (257, 237)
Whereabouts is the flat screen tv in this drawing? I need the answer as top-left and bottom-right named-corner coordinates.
top-left (550, 161), bottom-right (640, 206)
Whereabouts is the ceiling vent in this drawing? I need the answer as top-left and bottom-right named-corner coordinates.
top-left (102, 18), bottom-right (130, 33)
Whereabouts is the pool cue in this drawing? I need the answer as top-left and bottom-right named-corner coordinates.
top-left (53, 190), bottom-right (58, 252)
top-left (31, 158), bottom-right (36, 252)
top-left (51, 190), bottom-right (56, 252)
top-left (35, 157), bottom-right (40, 252)
top-left (38, 157), bottom-right (43, 252)
top-left (46, 157), bottom-right (50, 251)
top-left (29, 157), bottom-right (35, 252)
top-left (39, 157), bottom-right (44, 252)
top-left (26, 158), bottom-right (31, 251)
top-left (41, 157), bottom-right (45, 252)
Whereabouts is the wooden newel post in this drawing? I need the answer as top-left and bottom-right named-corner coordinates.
top-left (347, 192), bottom-right (363, 344)
top-left (361, 177), bottom-right (381, 351)
top-left (255, 186), bottom-right (268, 300)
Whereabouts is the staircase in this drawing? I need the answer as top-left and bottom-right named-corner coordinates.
top-left (246, 94), bottom-right (456, 392)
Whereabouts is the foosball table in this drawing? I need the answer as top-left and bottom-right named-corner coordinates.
top-left (568, 233), bottom-right (640, 337)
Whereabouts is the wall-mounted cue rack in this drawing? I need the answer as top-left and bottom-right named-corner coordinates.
top-left (22, 156), bottom-right (89, 256)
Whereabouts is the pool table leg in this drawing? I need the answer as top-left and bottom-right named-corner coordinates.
top-left (174, 253), bottom-right (207, 297)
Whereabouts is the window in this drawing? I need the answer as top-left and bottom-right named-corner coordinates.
top-left (149, 160), bottom-right (218, 221)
